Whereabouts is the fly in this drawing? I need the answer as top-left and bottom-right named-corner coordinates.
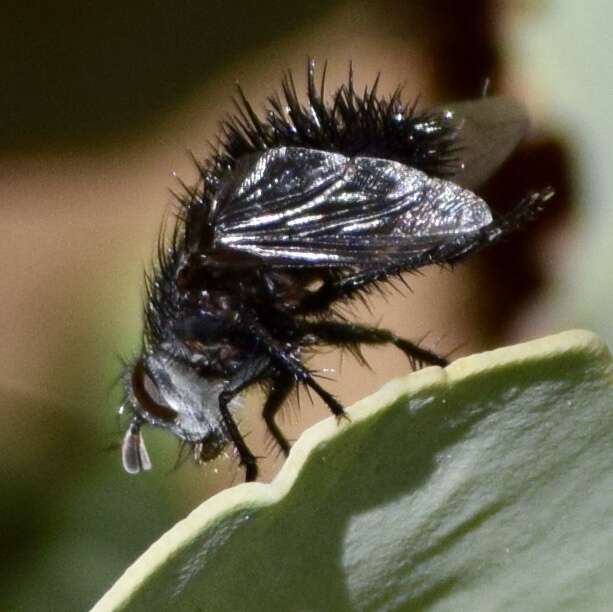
top-left (119, 60), bottom-right (552, 481)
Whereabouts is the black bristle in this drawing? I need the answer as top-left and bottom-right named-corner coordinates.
top-left (211, 60), bottom-right (459, 185)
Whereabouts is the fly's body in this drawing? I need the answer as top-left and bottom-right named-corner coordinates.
top-left (120, 61), bottom-right (552, 481)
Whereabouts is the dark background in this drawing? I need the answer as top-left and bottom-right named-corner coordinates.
top-left (2, 1), bottom-right (607, 609)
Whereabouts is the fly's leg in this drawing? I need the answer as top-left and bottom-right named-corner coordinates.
top-left (275, 352), bottom-right (346, 420)
top-left (243, 312), bottom-right (347, 421)
top-left (300, 321), bottom-right (448, 368)
top-left (219, 388), bottom-right (258, 482)
top-left (262, 374), bottom-right (294, 456)
top-left (218, 357), bottom-right (270, 482)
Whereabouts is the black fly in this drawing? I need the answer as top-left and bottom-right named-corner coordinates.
top-left (120, 61), bottom-right (552, 481)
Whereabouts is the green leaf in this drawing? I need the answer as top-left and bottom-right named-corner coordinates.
top-left (92, 330), bottom-right (613, 612)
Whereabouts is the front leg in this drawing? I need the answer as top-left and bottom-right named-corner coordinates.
top-left (218, 388), bottom-right (259, 482)
top-left (218, 356), bottom-right (270, 482)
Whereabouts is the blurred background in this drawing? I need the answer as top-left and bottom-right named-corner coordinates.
top-left (1, 1), bottom-right (611, 609)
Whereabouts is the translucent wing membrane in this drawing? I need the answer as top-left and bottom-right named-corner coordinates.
top-left (212, 147), bottom-right (493, 266)
top-left (437, 96), bottom-right (529, 189)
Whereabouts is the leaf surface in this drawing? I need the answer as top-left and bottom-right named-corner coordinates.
top-left (92, 330), bottom-right (613, 612)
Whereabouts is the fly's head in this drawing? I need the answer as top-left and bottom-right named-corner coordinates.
top-left (120, 348), bottom-right (228, 474)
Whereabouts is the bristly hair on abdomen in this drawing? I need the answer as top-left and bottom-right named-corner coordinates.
top-left (214, 59), bottom-right (460, 186)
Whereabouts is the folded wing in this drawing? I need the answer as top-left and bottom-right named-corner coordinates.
top-left (212, 146), bottom-right (493, 267)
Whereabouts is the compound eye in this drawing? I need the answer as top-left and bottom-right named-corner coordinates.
top-left (131, 358), bottom-right (178, 422)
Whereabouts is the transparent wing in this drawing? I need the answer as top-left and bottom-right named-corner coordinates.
top-left (437, 96), bottom-right (529, 189)
top-left (212, 146), bottom-right (493, 267)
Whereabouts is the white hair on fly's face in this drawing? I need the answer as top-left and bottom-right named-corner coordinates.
top-left (146, 352), bottom-right (228, 441)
